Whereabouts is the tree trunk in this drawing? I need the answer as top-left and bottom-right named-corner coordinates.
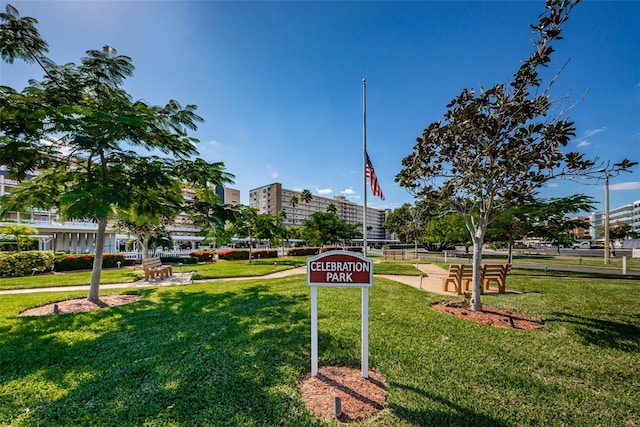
top-left (142, 235), bottom-right (151, 259)
top-left (469, 219), bottom-right (486, 312)
top-left (87, 217), bottom-right (107, 302)
top-left (507, 237), bottom-right (514, 264)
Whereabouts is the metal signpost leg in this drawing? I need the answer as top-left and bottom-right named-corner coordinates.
top-left (311, 286), bottom-right (318, 377)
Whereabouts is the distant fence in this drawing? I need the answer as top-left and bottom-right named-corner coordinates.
top-left (119, 250), bottom-right (196, 261)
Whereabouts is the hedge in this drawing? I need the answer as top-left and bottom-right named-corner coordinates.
top-left (217, 249), bottom-right (278, 261)
top-left (160, 255), bottom-right (198, 265)
top-left (0, 250), bottom-right (56, 277)
top-left (286, 247), bottom-right (320, 256)
top-left (190, 250), bottom-right (215, 262)
top-left (320, 246), bottom-right (363, 253)
top-left (54, 253), bottom-right (126, 272)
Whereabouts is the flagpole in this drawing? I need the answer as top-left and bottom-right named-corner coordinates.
top-left (362, 78), bottom-right (367, 257)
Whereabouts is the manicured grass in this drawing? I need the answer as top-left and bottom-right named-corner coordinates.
top-left (0, 269), bottom-right (143, 290)
top-left (190, 257), bottom-right (308, 280)
top-left (372, 261), bottom-right (422, 275)
top-left (1, 271), bottom-right (638, 425)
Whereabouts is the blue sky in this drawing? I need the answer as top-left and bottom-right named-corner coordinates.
top-left (1, 0), bottom-right (638, 214)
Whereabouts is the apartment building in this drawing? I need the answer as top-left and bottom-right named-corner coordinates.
top-left (591, 199), bottom-right (640, 239)
top-left (248, 182), bottom-right (395, 243)
top-left (1, 165), bottom-right (240, 252)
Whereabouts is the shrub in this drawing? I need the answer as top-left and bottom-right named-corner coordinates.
top-left (190, 250), bottom-right (215, 262)
top-left (160, 255), bottom-right (198, 265)
top-left (217, 249), bottom-right (278, 261)
top-left (216, 249), bottom-right (248, 261)
top-left (0, 250), bottom-right (56, 277)
top-left (54, 253), bottom-right (125, 272)
top-left (286, 247), bottom-right (320, 256)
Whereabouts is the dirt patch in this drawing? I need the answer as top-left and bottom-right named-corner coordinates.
top-left (18, 294), bottom-right (143, 317)
top-left (432, 300), bottom-right (544, 330)
top-left (299, 366), bottom-right (387, 423)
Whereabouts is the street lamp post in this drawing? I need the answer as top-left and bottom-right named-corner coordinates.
top-left (601, 170), bottom-right (610, 265)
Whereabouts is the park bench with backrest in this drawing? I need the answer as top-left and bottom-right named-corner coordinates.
top-left (481, 263), bottom-right (510, 293)
top-left (383, 249), bottom-right (406, 260)
top-left (442, 264), bottom-right (473, 295)
top-left (142, 257), bottom-right (173, 281)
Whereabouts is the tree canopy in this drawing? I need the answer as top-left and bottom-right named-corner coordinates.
top-left (0, 5), bottom-right (234, 300)
top-left (395, 0), bottom-right (635, 311)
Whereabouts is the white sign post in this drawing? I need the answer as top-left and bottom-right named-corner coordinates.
top-left (307, 251), bottom-right (373, 378)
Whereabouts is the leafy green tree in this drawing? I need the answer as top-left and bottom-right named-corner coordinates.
top-left (395, 1), bottom-right (630, 311)
top-left (486, 204), bottom-right (533, 263)
top-left (0, 224), bottom-right (38, 251)
top-left (0, 5), bottom-right (234, 301)
top-left (302, 211), bottom-right (360, 246)
top-left (527, 195), bottom-right (595, 254)
top-left (326, 203), bottom-right (337, 214)
top-left (422, 214), bottom-right (469, 252)
top-left (228, 205), bottom-right (259, 261)
top-left (598, 221), bottom-right (636, 256)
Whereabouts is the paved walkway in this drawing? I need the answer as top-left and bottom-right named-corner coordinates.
top-left (0, 264), bottom-right (493, 297)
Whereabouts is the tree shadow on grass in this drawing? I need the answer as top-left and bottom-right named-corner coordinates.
top-left (388, 382), bottom-right (510, 427)
top-left (548, 311), bottom-right (640, 352)
top-left (0, 282), bottom-right (330, 426)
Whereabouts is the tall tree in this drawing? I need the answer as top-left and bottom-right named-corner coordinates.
top-left (300, 189), bottom-right (313, 205)
top-left (289, 194), bottom-right (299, 209)
top-left (0, 5), bottom-right (234, 301)
top-left (228, 205), bottom-right (259, 262)
top-left (302, 211), bottom-right (361, 246)
top-left (0, 224), bottom-right (38, 251)
top-left (527, 195), bottom-right (595, 254)
top-left (395, 0), bottom-right (632, 311)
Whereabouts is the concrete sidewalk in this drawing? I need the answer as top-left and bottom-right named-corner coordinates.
top-left (0, 264), bottom-right (491, 297)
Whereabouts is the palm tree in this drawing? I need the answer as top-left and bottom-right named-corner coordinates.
top-left (300, 189), bottom-right (313, 205)
top-left (290, 194), bottom-right (299, 209)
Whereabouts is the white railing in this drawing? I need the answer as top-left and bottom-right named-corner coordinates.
top-left (120, 249), bottom-right (197, 261)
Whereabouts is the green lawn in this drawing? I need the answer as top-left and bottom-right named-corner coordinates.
top-left (0, 270), bottom-right (638, 425)
top-left (0, 268), bottom-right (144, 291)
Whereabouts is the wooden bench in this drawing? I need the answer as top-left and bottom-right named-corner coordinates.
top-left (442, 264), bottom-right (473, 295)
top-left (383, 249), bottom-right (406, 260)
top-left (142, 257), bottom-right (173, 281)
top-left (481, 263), bottom-right (510, 293)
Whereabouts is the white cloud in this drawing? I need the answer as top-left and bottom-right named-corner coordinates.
top-left (266, 164), bottom-right (278, 179)
top-left (610, 181), bottom-right (640, 191)
top-left (340, 188), bottom-right (355, 195)
top-left (208, 139), bottom-right (221, 147)
top-left (582, 127), bottom-right (607, 138)
top-left (317, 188), bottom-right (332, 195)
top-left (576, 140), bottom-right (591, 148)
top-left (546, 182), bottom-right (559, 188)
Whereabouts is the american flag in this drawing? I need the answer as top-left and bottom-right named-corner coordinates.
top-left (365, 151), bottom-right (385, 200)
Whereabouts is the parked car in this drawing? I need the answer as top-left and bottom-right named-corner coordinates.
top-left (572, 241), bottom-right (604, 249)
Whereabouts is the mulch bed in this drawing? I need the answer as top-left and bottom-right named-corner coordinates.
top-left (298, 366), bottom-right (387, 423)
top-left (432, 300), bottom-right (544, 330)
top-left (18, 294), bottom-right (143, 317)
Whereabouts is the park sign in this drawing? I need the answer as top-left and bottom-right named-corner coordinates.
top-left (307, 250), bottom-right (373, 378)
top-left (307, 251), bottom-right (373, 287)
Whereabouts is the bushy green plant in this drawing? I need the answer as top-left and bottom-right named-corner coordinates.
top-left (54, 254), bottom-right (125, 272)
top-left (253, 249), bottom-right (277, 259)
top-left (286, 247), bottom-right (320, 256)
top-left (319, 246), bottom-right (363, 253)
top-left (0, 250), bottom-right (56, 277)
top-left (190, 250), bottom-right (215, 262)
top-left (160, 256), bottom-right (198, 264)
top-left (217, 249), bottom-right (278, 261)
